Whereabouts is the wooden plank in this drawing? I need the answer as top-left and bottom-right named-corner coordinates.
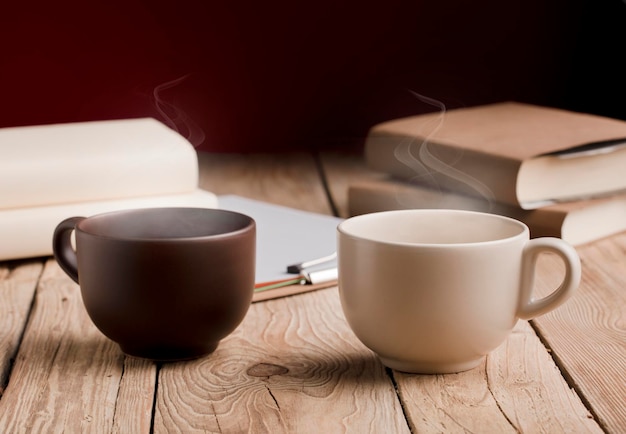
top-left (395, 320), bottom-right (601, 432)
top-left (154, 287), bottom-right (411, 433)
top-left (111, 357), bottom-right (158, 434)
top-left (198, 152), bottom-right (333, 214)
top-left (0, 259), bottom-right (156, 433)
top-left (532, 234), bottom-right (626, 432)
top-left (0, 259), bottom-right (44, 394)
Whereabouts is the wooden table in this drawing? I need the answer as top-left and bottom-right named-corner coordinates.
top-left (1, 152), bottom-right (624, 433)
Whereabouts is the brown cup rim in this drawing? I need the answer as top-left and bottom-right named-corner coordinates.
top-left (75, 207), bottom-right (255, 242)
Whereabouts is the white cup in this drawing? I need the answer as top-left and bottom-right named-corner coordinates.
top-left (337, 209), bottom-right (581, 374)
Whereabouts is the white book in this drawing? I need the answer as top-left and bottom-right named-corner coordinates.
top-left (0, 189), bottom-right (218, 261)
top-left (1, 118), bottom-right (199, 210)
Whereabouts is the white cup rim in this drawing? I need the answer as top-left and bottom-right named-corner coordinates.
top-left (337, 209), bottom-right (529, 248)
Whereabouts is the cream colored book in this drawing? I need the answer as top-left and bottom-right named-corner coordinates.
top-left (0, 189), bottom-right (218, 261)
top-left (364, 102), bottom-right (626, 209)
top-left (0, 118), bottom-right (198, 210)
top-left (348, 178), bottom-right (626, 246)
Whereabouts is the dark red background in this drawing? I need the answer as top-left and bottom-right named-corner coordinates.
top-left (2, 0), bottom-right (625, 152)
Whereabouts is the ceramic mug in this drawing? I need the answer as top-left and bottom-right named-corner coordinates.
top-left (53, 207), bottom-right (256, 361)
top-left (337, 209), bottom-right (581, 374)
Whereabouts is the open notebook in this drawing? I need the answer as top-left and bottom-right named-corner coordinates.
top-left (217, 195), bottom-right (342, 302)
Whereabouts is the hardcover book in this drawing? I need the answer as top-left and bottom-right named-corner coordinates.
top-left (0, 118), bottom-right (199, 209)
top-left (0, 117), bottom-right (214, 261)
top-left (0, 190), bottom-right (218, 261)
top-left (364, 102), bottom-right (626, 209)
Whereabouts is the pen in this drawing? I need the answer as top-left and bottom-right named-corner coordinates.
top-left (286, 252), bottom-right (337, 274)
top-left (303, 267), bottom-right (338, 285)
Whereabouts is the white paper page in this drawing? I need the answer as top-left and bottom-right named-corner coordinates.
top-left (217, 195), bottom-right (342, 284)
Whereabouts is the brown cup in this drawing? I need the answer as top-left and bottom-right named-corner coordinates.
top-left (53, 207), bottom-right (256, 361)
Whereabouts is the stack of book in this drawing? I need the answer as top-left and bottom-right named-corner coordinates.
top-left (350, 102), bottom-right (626, 246)
top-left (0, 118), bottom-right (218, 260)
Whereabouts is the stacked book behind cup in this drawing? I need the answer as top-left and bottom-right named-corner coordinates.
top-left (350, 102), bottom-right (626, 246)
top-left (0, 118), bottom-right (218, 260)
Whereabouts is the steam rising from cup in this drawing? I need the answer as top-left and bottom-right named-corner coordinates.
top-left (392, 91), bottom-right (496, 211)
top-left (153, 74), bottom-right (206, 148)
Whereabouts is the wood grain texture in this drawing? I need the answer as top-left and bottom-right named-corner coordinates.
top-left (487, 320), bottom-right (601, 433)
top-left (112, 357), bottom-right (158, 434)
top-left (394, 319), bottom-right (601, 433)
top-left (198, 152), bottom-right (333, 214)
top-left (0, 259), bottom-right (156, 433)
top-left (532, 234), bottom-right (626, 432)
top-left (0, 260), bottom-right (43, 394)
top-left (154, 287), bottom-right (411, 433)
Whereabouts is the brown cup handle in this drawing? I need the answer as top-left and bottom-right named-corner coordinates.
top-left (52, 217), bottom-right (85, 284)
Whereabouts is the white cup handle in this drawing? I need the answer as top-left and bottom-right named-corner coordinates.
top-left (517, 237), bottom-right (581, 320)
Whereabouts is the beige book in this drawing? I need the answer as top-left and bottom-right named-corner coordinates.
top-left (364, 102), bottom-right (626, 209)
top-left (348, 178), bottom-right (626, 246)
top-left (0, 189), bottom-right (218, 261)
top-left (0, 118), bottom-right (199, 210)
